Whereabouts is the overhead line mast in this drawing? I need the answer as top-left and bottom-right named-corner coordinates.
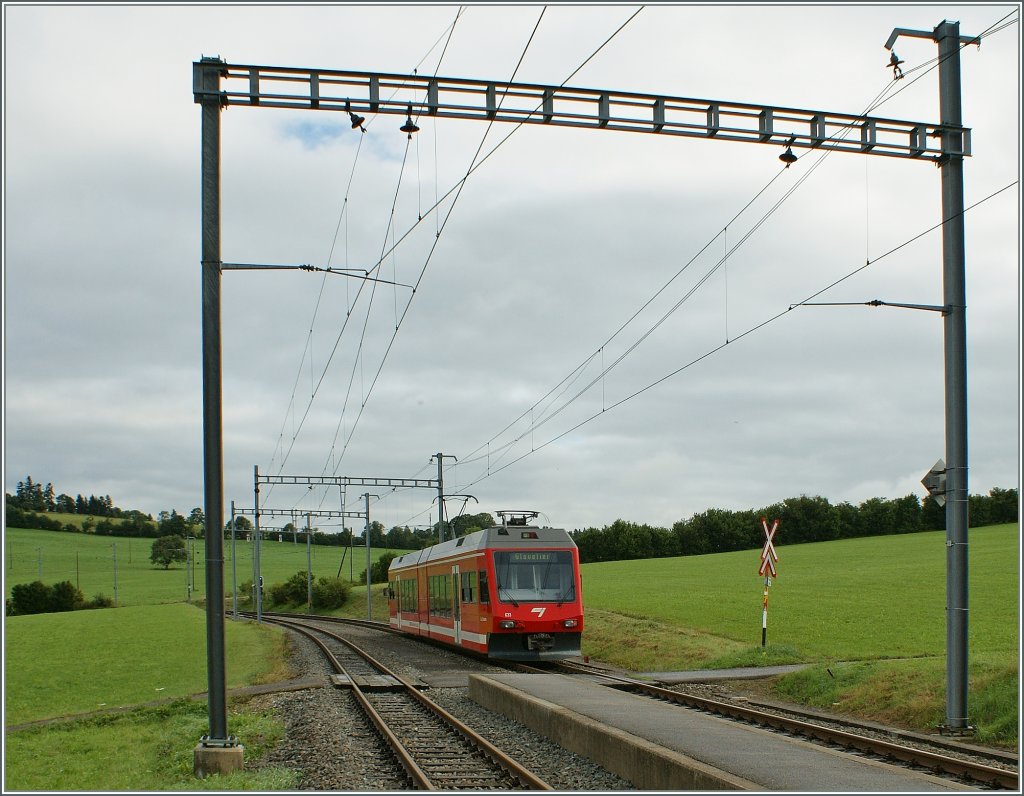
top-left (194, 20), bottom-right (979, 771)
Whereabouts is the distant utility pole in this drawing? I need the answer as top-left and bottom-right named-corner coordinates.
top-left (432, 453), bottom-right (457, 542)
top-left (252, 466), bottom-right (263, 625)
top-left (305, 513), bottom-right (313, 614)
top-left (230, 501), bottom-right (238, 620)
top-left (363, 493), bottom-right (379, 621)
top-left (194, 22), bottom-right (977, 757)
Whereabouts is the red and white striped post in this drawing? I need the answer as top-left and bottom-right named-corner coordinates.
top-left (758, 518), bottom-right (780, 647)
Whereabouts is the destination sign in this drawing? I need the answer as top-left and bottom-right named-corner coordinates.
top-left (508, 552), bottom-right (557, 562)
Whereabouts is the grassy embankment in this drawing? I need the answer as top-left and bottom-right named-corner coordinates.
top-left (4, 604), bottom-right (297, 790)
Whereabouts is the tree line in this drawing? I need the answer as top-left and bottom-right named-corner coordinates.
top-left (3, 502), bottom-right (198, 540)
top-left (7, 476), bottom-right (1017, 565)
top-left (571, 488), bottom-right (1018, 564)
top-left (8, 475), bottom-right (125, 517)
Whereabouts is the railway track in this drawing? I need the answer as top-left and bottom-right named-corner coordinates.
top-left (259, 614), bottom-right (552, 791)
top-left (549, 659), bottom-right (1018, 790)
top-left (244, 612), bottom-right (1017, 789)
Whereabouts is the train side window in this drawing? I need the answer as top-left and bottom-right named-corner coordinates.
top-left (461, 571), bottom-right (476, 603)
top-left (478, 571), bottom-right (490, 604)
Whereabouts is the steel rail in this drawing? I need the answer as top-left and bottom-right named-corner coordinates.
top-left (264, 616), bottom-right (434, 788)
top-left (554, 660), bottom-right (1018, 790)
top-left (252, 610), bottom-right (401, 635)
top-left (262, 614), bottom-right (552, 790)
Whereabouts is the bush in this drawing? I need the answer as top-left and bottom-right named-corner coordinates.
top-left (5, 580), bottom-right (103, 616)
top-left (85, 593), bottom-right (115, 609)
top-left (50, 581), bottom-right (86, 612)
top-left (7, 581), bottom-right (51, 615)
top-left (268, 571), bottom-right (310, 607)
top-left (312, 577), bottom-right (350, 610)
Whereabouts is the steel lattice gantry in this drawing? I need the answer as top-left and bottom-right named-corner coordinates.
top-left (194, 62), bottom-right (970, 161)
top-left (235, 506), bottom-right (366, 519)
top-left (193, 21), bottom-right (977, 766)
top-left (257, 474), bottom-right (438, 491)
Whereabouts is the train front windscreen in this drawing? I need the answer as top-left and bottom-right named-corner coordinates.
top-left (493, 550), bottom-right (576, 604)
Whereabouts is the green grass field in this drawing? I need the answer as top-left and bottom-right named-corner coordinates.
top-left (5, 700), bottom-right (297, 791)
top-left (4, 526), bottom-right (405, 607)
top-left (3, 521), bottom-right (1019, 787)
top-left (580, 524), bottom-right (1019, 664)
top-left (4, 603), bottom-right (290, 725)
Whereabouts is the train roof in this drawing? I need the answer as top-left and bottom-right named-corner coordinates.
top-left (388, 525), bottom-right (576, 572)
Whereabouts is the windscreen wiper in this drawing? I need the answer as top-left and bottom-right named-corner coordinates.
top-left (556, 585), bottom-right (575, 606)
top-left (497, 583), bottom-right (519, 607)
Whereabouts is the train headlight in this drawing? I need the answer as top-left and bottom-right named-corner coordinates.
top-left (563, 619), bottom-right (578, 628)
top-left (499, 620), bottom-right (516, 629)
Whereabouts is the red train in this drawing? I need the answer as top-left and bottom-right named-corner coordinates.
top-left (387, 511), bottom-right (584, 660)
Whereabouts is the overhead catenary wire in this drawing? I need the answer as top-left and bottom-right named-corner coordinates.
top-left (310, 7), bottom-right (552, 490)
top-left (309, 7), bottom-right (645, 492)
top-left (453, 57), bottom-right (925, 474)
top-left (447, 16), bottom-right (1015, 492)
top-left (359, 6), bottom-right (646, 283)
top-left (358, 8), bottom-right (921, 507)
top-left (266, 132), bottom-right (368, 494)
top-left (300, 6), bottom-right (646, 516)
top-left (457, 73), bottom-right (907, 473)
top-left (451, 179), bottom-right (1017, 493)
top-left (266, 8), bottom-right (465, 506)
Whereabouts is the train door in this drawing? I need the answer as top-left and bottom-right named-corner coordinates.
top-left (451, 564), bottom-right (461, 645)
top-left (395, 575), bottom-right (402, 630)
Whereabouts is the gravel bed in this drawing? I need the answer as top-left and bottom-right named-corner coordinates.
top-left (240, 623), bottom-right (634, 790)
top-left (426, 687), bottom-right (633, 791)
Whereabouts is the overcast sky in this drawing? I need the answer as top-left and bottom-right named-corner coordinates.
top-left (3, 2), bottom-right (1020, 536)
